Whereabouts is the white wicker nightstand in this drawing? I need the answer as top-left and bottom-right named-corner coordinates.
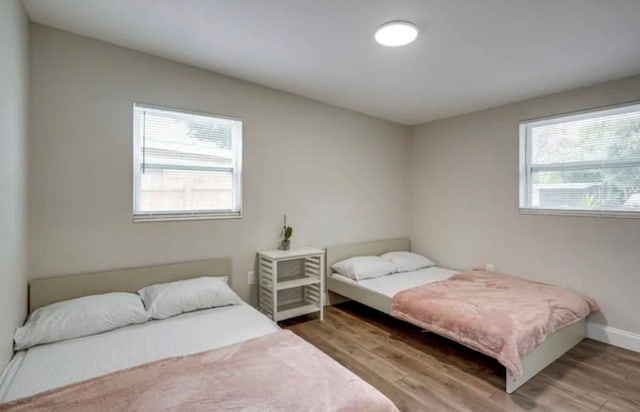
top-left (257, 247), bottom-right (325, 322)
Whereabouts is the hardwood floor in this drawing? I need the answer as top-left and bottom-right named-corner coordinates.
top-left (281, 302), bottom-right (640, 412)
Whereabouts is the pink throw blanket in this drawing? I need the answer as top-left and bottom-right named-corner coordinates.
top-left (0, 330), bottom-right (398, 412)
top-left (391, 270), bottom-right (598, 380)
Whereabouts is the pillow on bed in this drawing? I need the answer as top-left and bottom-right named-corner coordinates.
top-left (14, 292), bottom-right (148, 351)
top-left (138, 276), bottom-right (242, 320)
top-left (380, 251), bottom-right (435, 272)
top-left (331, 256), bottom-right (397, 281)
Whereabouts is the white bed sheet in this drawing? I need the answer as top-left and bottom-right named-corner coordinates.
top-left (0, 302), bottom-right (279, 402)
top-left (332, 266), bottom-right (457, 297)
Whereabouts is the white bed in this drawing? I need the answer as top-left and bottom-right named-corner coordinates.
top-left (0, 257), bottom-right (277, 403)
top-left (326, 239), bottom-right (587, 394)
top-left (0, 301), bottom-right (279, 403)
top-left (0, 258), bottom-right (398, 411)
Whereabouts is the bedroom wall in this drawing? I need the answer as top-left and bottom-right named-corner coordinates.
top-left (0, 0), bottom-right (29, 369)
top-left (27, 24), bottom-right (409, 303)
top-left (409, 75), bottom-right (640, 338)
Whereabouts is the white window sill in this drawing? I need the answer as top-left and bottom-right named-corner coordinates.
top-left (519, 208), bottom-right (640, 219)
top-left (133, 212), bottom-right (242, 223)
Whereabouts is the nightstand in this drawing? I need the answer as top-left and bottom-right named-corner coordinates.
top-left (257, 247), bottom-right (325, 322)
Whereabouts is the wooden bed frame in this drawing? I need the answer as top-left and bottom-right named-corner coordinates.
top-left (325, 238), bottom-right (585, 394)
top-left (28, 257), bottom-right (231, 313)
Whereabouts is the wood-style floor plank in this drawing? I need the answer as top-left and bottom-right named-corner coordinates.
top-left (281, 302), bottom-right (640, 412)
top-left (625, 370), bottom-right (640, 385)
top-left (598, 399), bottom-right (640, 412)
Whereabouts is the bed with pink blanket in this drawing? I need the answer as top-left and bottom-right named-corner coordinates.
top-left (325, 238), bottom-right (599, 393)
top-left (0, 258), bottom-right (398, 411)
top-left (392, 270), bottom-right (598, 382)
top-left (0, 330), bottom-right (397, 412)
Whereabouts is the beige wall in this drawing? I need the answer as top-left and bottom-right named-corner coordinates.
top-left (410, 75), bottom-right (640, 334)
top-left (28, 24), bottom-right (409, 303)
top-left (0, 0), bottom-right (29, 369)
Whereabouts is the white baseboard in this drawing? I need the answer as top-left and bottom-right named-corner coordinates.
top-left (586, 322), bottom-right (640, 352)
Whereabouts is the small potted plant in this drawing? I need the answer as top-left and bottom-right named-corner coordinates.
top-left (281, 226), bottom-right (293, 250)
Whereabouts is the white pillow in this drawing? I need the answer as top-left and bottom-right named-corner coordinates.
top-left (138, 276), bottom-right (242, 320)
top-left (331, 256), bottom-right (397, 281)
top-left (380, 251), bottom-right (435, 272)
top-left (14, 292), bottom-right (148, 350)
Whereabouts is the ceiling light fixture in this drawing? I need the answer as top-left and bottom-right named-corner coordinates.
top-left (374, 21), bottom-right (418, 47)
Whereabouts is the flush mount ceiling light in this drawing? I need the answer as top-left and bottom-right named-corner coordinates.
top-left (374, 21), bottom-right (418, 47)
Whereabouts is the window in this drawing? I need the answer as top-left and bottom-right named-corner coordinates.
top-left (519, 102), bottom-right (640, 217)
top-left (133, 104), bottom-right (242, 221)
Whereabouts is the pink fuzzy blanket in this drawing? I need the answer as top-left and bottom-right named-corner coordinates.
top-left (391, 270), bottom-right (598, 380)
top-left (0, 330), bottom-right (398, 412)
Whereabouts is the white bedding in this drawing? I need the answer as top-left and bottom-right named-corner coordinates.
top-left (331, 266), bottom-right (457, 297)
top-left (0, 302), bottom-right (279, 402)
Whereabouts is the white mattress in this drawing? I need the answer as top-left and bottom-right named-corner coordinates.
top-left (331, 266), bottom-right (457, 297)
top-left (0, 302), bottom-right (279, 402)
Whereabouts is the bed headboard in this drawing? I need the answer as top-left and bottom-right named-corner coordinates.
top-left (325, 238), bottom-right (410, 279)
top-left (28, 257), bottom-right (231, 313)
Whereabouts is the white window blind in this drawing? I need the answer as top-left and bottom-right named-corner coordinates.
top-left (133, 104), bottom-right (242, 221)
top-left (519, 102), bottom-right (640, 217)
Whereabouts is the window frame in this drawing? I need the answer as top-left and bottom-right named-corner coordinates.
top-left (132, 103), bottom-right (243, 222)
top-left (519, 100), bottom-right (640, 219)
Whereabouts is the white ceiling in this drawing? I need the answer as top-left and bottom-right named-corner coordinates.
top-left (23, 0), bottom-right (640, 125)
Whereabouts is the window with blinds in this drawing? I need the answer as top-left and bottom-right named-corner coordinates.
top-left (133, 104), bottom-right (242, 221)
top-left (519, 102), bottom-right (640, 217)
